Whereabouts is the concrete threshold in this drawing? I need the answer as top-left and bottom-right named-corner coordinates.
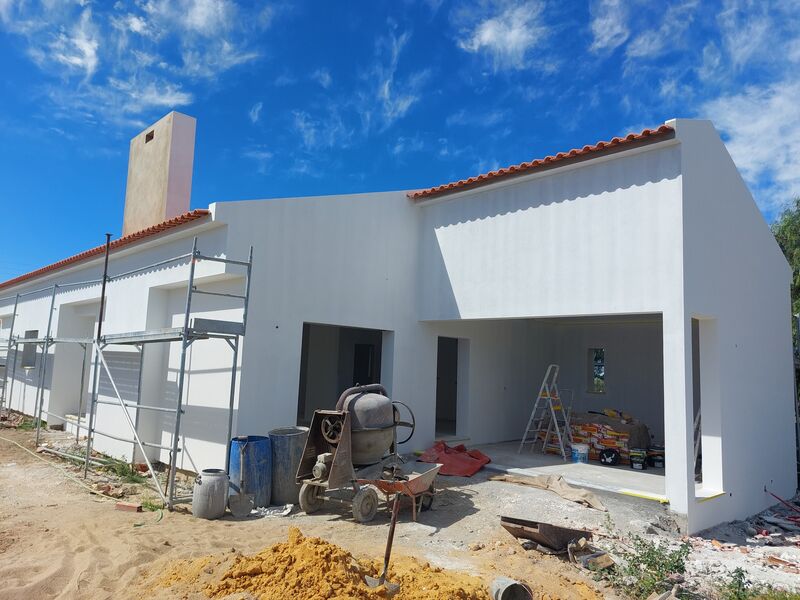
top-left (485, 462), bottom-right (669, 503)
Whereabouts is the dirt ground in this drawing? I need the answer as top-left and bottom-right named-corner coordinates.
top-left (0, 428), bottom-right (618, 600)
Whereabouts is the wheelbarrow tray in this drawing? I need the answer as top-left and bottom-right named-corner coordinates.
top-left (500, 515), bottom-right (592, 552)
top-left (357, 462), bottom-right (441, 495)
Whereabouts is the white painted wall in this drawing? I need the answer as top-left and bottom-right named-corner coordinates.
top-left (551, 317), bottom-right (665, 442)
top-left (418, 142), bottom-right (685, 320)
top-left (0, 119), bottom-right (794, 532)
top-left (674, 119), bottom-right (796, 532)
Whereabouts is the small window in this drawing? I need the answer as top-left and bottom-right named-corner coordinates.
top-left (145, 130), bottom-right (155, 143)
top-left (21, 329), bottom-right (38, 369)
top-left (588, 348), bottom-right (605, 393)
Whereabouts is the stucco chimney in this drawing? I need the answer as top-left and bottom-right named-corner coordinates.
top-left (122, 111), bottom-right (196, 236)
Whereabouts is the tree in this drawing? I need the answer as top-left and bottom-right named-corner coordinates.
top-left (771, 197), bottom-right (800, 342)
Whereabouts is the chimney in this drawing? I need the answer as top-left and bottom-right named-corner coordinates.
top-left (122, 111), bottom-right (196, 236)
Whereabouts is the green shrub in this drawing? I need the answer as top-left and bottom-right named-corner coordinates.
top-left (607, 535), bottom-right (691, 598)
top-left (717, 569), bottom-right (800, 600)
top-left (104, 458), bottom-right (147, 484)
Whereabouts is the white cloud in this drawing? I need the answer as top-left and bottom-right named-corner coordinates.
top-left (248, 101), bottom-right (262, 124)
top-left (243, 145), bottom-right (272, 173)
top-left (702, 80), bottom-right (800, 214)
top-left (0, 0), bottom-right (269, 126)
top-left (625, 0), bottom-right (698, 59)
top-left (588, 0), bottom-right (628, 53)
top-left (456, 1), bottom-right (548, 71)
top-left (717, 0), bottom-right (771, 70)
top-left (311, 68), bottom-right (332, 89)
top-left (446, 107), bottom-right (507, 128)
top-left (697, 42), bottom-right (722, 81)
top-left (45, 8), bottom-right (100, 79)
top-left (391, 135), bottom-right (424, 156)
top-left (274, 72), bottom-right (296, 87)
top-left (292, 109), bottom-right (352, 150)
top-left (366, 29), bottom-right (429, 130)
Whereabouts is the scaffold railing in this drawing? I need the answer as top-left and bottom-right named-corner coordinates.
top-left (0, 236), bottom-right (253, 508)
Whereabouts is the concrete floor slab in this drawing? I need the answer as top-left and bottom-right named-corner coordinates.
top-left (477, 441), bottom-right (667, 502)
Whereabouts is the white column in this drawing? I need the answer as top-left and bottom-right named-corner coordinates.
top-left (662, 310), bottom-right (694, 514)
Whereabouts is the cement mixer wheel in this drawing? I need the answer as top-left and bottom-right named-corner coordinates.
top-left (352, 486), bottom-right (379, 523)
top-left (299, 483), bottom-right (325, 514)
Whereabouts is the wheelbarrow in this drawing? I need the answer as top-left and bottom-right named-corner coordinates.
top-left (357, 462), bottom-right (441, 521)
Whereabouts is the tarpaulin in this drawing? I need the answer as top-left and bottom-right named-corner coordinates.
top-left (418, 441), bottom-right (491, 477)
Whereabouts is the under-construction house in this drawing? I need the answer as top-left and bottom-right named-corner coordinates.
top-left (0, 112), bottom-right (795, 532)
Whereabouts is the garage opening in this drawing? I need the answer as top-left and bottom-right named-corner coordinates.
top-left (296, 323), bottom-right (387, 426)
top-left (432, 314), bottom-right (667, 499)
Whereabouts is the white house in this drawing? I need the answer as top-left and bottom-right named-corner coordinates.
top-left (0, 112), bottom-right (795, 533)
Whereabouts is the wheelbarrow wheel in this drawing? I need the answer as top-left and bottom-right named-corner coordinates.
top-left (299, 483), bottom-right (324, 514)
top-left (352, 486), bottom-right (379, 523)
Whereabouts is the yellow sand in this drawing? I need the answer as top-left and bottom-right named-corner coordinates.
top-left (155, 527), bottom-right (490, 600)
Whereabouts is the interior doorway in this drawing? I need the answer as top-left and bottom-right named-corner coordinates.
top-left (296, 323), bottom-right (386, 426)
top-left (435, 337), bottom-right (459, 438)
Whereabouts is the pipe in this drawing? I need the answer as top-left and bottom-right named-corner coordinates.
top-left (336, 384), bottom-right (388, 411)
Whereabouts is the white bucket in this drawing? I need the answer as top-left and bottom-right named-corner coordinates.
top-left (571, 443), bottom-right (590, 464)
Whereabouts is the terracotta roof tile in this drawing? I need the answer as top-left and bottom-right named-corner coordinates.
top-left (0, 209), bottom-right (211, 291)
top-left (407, 124), bottom-right (675, 200)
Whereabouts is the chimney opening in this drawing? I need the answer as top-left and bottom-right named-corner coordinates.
top-left (145, 130), bottom-right (155, 143)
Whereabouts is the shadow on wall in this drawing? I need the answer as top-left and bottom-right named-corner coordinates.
top-left (6, 348), bottom-right (52, 414)
top-left (423, 146), bottom-right (681, 228)
top-left (418, 146), bottom-right (682, 321)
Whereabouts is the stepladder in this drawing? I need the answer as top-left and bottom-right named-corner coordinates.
top-left (518, 364), bottom-right (573, 460)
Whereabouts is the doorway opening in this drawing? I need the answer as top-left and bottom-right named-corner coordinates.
top-left (436, 337), bottom-right (459, 438)
top-left (296, 323), bottom-right (387, 426)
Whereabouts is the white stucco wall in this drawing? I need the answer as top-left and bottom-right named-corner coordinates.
top-left (674, 119), bottom-right (796, 532)
top-left (551, 317), bottom-right (665, 441)
top-left (0, 119), bottom-right (794, 532)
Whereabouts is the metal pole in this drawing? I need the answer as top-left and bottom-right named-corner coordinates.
top-left (241, 246), bottom-right (253, 333)
top-left (84, 234), bottom-right (112, 478)
top-left (7, 343), bottom-right (18, 412)
top-left (83, 345), bottom-right (102, 478)
top-left (133, 344), bottom-right (144, 465)
top-left (94, 342), bottom-right (168, 505)
top-left (75, 343), bottom-right (88, 444)
top-left (225, 336), bottom-right (239, 474)
top-left (1, 294), bottom-right (19, 411)
top-left (35, 285), bottom-right (58, 445)
top-left (167, 237), bottom-right (198, 508)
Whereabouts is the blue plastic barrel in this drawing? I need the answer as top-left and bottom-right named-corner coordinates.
top-left (269, 426), bottom-right (309, 505)
top-left (228, 435), bottom-right (272, 508)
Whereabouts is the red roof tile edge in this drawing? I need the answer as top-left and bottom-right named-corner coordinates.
top-left (407, 124), bottom-right (675, 200)
top-left (0, 209), bottom-right (211, 291)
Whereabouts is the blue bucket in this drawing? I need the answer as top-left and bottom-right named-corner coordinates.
top-left (228, 435), bottom-right (272, 508)
top-left (571, 443), bottom-right (590, 464)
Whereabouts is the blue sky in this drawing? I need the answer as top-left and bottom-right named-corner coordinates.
top-left (0, 0), bottom-right (798, 281)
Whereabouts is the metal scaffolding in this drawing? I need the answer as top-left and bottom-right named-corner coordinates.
top-left (0, 236), bottom-right (253, 508)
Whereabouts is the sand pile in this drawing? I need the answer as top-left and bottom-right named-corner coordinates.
top-left (155, 527), bottom-right (490, 600)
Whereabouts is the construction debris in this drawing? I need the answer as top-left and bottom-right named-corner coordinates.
top-left (115, 501), bottom-right (143, 512)
top-left (490, 473), bottom-right (607, 511)
top-left (501, 515), bottom-right (592, 553)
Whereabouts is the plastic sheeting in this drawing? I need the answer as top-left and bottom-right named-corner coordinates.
top-left (418, 441), bottom-right (491, 477)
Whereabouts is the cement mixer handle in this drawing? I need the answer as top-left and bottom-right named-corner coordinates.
top-left (392, 400), bottom-right (416, 445)
top-left (336, 383), bottom-right (388, 410)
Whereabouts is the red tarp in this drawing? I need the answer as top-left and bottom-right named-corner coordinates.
top-left (419, 441), bottom-right (491, 477)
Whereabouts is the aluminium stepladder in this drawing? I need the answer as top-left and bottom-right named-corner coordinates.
top-left (517, 364), bottom-right (573, 460)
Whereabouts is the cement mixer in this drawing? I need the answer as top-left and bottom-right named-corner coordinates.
top-left (296, 384), bottom-right (432, 522)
